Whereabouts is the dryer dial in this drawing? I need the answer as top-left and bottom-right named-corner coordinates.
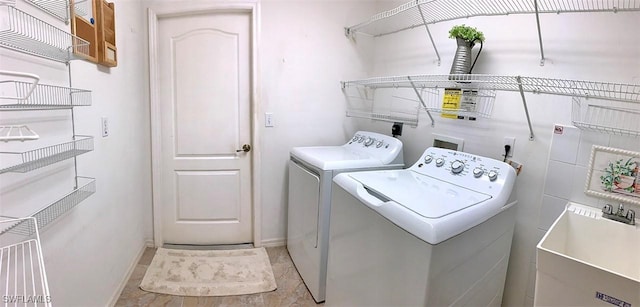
top-left (364, 138), bottom-right (375, 147)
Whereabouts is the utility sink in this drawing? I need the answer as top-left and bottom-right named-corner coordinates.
top-left (535, 202), bottom-right (640, 307)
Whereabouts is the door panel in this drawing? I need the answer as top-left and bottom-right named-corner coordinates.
top-left (158, 12), bottom-right (252, 244)
top-left (173, 29), bottom-right (240, 156)
top-left (175, 171), bottom-right (241, 221)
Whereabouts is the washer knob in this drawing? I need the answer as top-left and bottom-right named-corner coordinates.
top-left (424, 155), bottom-right (433, 164)
top-left (435, 158), bottom-right (445, 167)
top-left (451, 160), bottom-right (465, 174)
top-left (352, 135), bottom-right (360, 142)
top-left (473, 168), bottom-right (484, 178)
top-left (357, 136), bottom-right (365, 143)
top-left (488, 170), bottom-right (498, 181)
top-left (376, 141), bottom-right (384, 148)
top-left (364, 138), bottom-right (375, 147)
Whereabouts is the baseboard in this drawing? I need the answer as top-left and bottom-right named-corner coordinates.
top-left (145, 239), bottom-right (155, 248)
top-left (107, 241), bottom-right (147, 307)
top-left (260, 237), bottom-right (286, 247)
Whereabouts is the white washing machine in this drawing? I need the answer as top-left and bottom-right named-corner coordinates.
top-left (287, 131), bottom-right (404, 303)
top-left (326, 147), bottom-right (517, 306)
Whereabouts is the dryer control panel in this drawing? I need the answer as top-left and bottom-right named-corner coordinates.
top-left (346, 131), bottom-right (404, 165)
top-left (412, 147), bottom-right (516, 196)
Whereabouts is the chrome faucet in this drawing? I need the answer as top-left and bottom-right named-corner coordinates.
top-left (602, 204), bottom-right (636, 225)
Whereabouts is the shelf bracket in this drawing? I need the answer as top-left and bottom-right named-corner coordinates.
top-left (416, 3), bottom-right (441, 66)
top-left (408, 76), bottom-right (435, 127)
top-left (534, 0), bottom-right (546, 66)
top-left (516, 76), bottom-right (535, 140)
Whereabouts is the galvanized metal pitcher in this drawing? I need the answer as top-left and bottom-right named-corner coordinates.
top-left (449, 38), bottom-right (482, 75)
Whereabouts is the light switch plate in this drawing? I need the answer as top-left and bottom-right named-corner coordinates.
top-left (265, 112), bottom-right (274, 127)
top-left (101, 117), bottom-right (109, 137)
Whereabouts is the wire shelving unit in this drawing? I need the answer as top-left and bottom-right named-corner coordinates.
top-left (345, 0), bottom-right (640, 65)
top-left (342, 74), bottom-right (640, 139)
top-left (0, 135), bottom-right (94, 174)
top-left (342, 75), bottom-right (640, 102)
top-left (0, 5), bottom-right (89, 63)
top-left (0, 217), bottom-right (51, 307)
top-left (0, 1), bottom-right (96, 295)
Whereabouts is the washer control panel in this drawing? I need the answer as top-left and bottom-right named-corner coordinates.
top-left (413, 147), bottom-right (515, 192)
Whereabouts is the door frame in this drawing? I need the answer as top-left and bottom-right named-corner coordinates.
top-left (147, 3), bottom-right (262, 247)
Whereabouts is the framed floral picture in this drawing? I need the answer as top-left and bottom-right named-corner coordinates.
top-left (585, 145), bottom-right (640, 206)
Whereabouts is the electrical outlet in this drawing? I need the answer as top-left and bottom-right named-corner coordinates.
top-left (503, 137), bottom-right (515, 158)
top-left (265, 112), bottom-right (274, 127)
top-left (101, 117), bottom-right (109, 137)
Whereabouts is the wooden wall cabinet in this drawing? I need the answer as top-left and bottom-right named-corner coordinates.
top-left (70, 0), bottom-right (117, 67)
top-left (70, 0), bottom-right (98, 62)
top-left (96, 0), bottom-right (117, 67)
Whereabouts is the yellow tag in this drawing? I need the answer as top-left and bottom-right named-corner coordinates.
top-left (441, 89), bottom-right (462, 119)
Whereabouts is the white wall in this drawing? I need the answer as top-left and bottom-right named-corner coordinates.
top-left (0, 0), bottom-right (151, 306)
top-left (352, 2), bottom-right (640, 306)
top-left (258, 0), bottom-right (377, 243)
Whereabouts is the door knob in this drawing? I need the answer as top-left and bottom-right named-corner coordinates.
top-left (236, 144), bottom-right (251, 153)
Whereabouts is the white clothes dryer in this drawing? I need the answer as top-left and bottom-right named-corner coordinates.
top-left (287, 131), bottom-right (404, 303)
top-left (326, 147), bottom-right (517, 306)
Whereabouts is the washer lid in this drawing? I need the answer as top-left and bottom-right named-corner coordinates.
top-left (348, 170), bottom-right (491, 218)
top-left (291, 146), bottom-right (384, 170)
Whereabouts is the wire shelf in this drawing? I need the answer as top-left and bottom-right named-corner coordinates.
top-left (342, 74), bottom-right (640, 103)
top-left (0, 125), bottom-right (39, 142)
top-left (1, 177), bottom-right (95, 236)
top-left (0, 81), bottom-right (92, 110)
top-left (343, 85), bottom-right (421, 126)
top-left (0, 135), bottom-right (93, 174)
top-left (0, 5), bottom-right (89, 63)
top-left (571, 97), bottom-right (640, 137)
top-left (22, 0), bottom-right (89, 23)
top-left (0, 217), bottom-right (51, 307)
top-left (346, 0), bottom-right (640, 37)
top-left (346, 109), bottom-right (420, 126)
top-left (31, 176), bottom-right (95, 233)
top-left (23, 0), bottom-right (68, 22)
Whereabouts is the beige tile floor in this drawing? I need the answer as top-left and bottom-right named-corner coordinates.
top-left (115, 246), bottom-right (321, 307)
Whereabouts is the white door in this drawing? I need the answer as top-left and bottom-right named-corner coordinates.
top-left (157, 11), bottom-right (252, 244)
